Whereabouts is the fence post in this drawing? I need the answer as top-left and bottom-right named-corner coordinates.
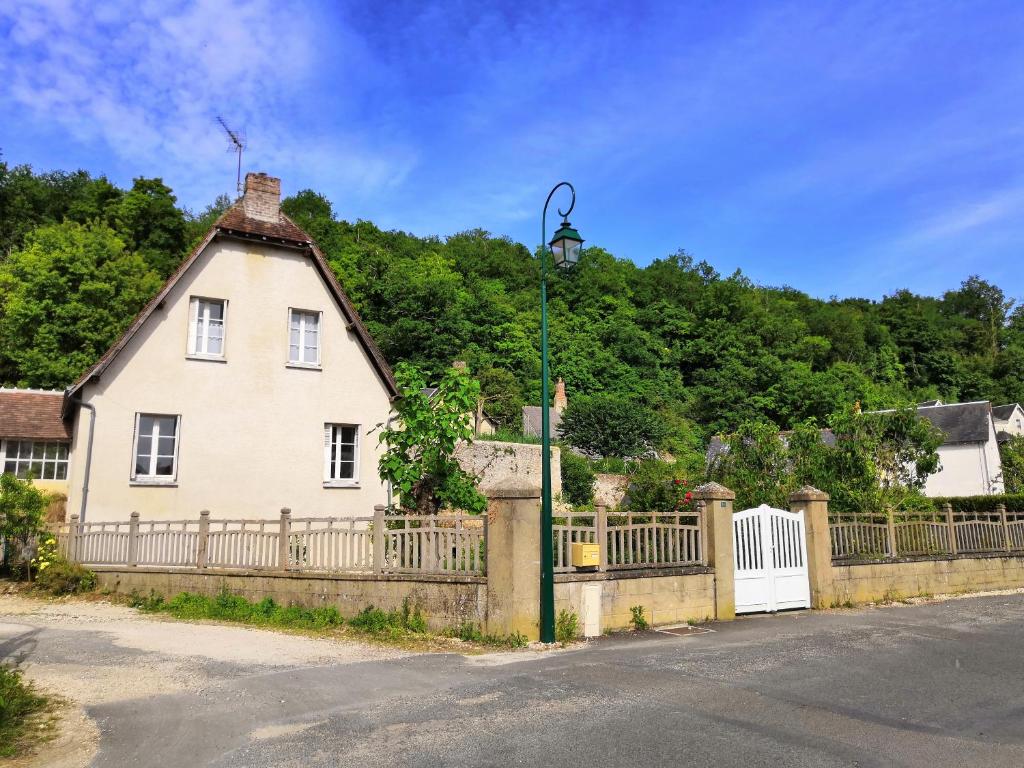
top-left (373, 504), bottom-right (386, 574)
top-left (789, 486), bottom-right (833, 610)
top-left (692, 483), bottom-right (736, 621)
top-left (127, 512), bottom-right (140, 566)
top-left (999, 503), bottom-right (1010, 552)
top-left (68, 514), bottom-right (80, 563)
top-left (944, 503), bottom-right (957, 555)
top-left (197, 510), bottom-right (210, 568)
top-left (885, 509), bottom-right (898, 558)
top-left (482, 512), bottom-right (489, 576)
top-left (595, 504), bottom-right (608, 572)
top-left (278, 508), bottom-right (291, 570)
top-left (697, 500), bottom-right (709, 566)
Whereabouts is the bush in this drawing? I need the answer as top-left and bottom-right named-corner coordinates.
top-left (559, 395), bottom-right (666, 459)
top-left (33, 557), bottom-right (96, 595)
top-left (0, 665), bottom-right (49, 758)
top-left (555, 609), bottom-right (579, 644)
top-left (560, 451), bottom-right (596, 507)
top-left (630, 605), bottom-right (649, 631)
top-left (928, 495), bottom-right (1024, 513)
top-left (349, 599), bottom-right (427, 635)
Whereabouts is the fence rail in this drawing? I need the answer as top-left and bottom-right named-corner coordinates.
top-left (553, 504), bottom-right (705, 573)
top-left (830, 503), bottom-right (1024, 560)
top-left (60, 507), bottom-right (486, 576)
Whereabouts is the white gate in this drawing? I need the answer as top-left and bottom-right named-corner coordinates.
top-left (733, 504), bottom-right (810, 614)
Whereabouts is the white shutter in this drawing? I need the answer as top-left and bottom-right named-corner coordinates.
top-left (187, 298), bottom-right (199, 354)
top-left (323, 425), bottom-right (333, 481)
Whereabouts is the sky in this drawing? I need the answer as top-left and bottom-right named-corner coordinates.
top-left (1, 0), bottom-right (1022, 301)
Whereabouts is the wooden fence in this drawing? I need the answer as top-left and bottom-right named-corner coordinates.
top-left (59, 506), bottom-right (486, 576)
top-left (552, 503), bottom-right (706, 573)
top-left (829, 503), bottom-right (1024, 560)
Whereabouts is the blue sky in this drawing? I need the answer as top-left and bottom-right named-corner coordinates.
top-left (2, 1), bottom-right (1022, 301)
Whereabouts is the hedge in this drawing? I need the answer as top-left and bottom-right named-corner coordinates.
top-left (928, 495), bottom-right (1024, 513)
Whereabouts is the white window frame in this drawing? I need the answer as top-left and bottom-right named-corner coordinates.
top-left (186, 297), bottom-right (227, 360)
top-left (287, 308), bottom-right (322, 368)
top-left (323, 423), bottom-right (360, 487)
top-left (130, 413), bottom-right (181, 485)
top-left (0, 439), bottom-right (70, 481)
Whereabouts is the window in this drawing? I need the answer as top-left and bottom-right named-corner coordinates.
top-left (1, 440), bottom-right (69, 480)
top-left (188, 298), bottom-right (226, 358)
top-left (289, 309), bottom-right (320, 366)
top-left (324, 424), bottom-right (359, 484)
top-left (132, 414), bottom-right (179, 482)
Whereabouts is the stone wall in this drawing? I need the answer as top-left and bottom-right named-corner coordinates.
top-left (456, 440), bottom-right (560, 497)
top-left (830, 555), bottom-right (1024, 605)
top-left (594, 473), bottom-right (629, 509)
top-left (92, 567), bottom-right (486, 631)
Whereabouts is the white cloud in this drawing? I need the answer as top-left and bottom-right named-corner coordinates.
top-left (0, 0), bottom-right (416, 206)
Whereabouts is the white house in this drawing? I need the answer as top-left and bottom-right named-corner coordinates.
top-left (993, 403), bottom-right (1024, 441)
top-left (911, 401), bottom-right (1003, 496)
top-left (60, 173), bottom-right (398, 522)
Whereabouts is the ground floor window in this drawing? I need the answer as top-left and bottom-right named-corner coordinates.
top-left (132, 414), bottom-right (180, 482)
top-left (324, 424), bottom-right (359, 484)
top-left (1, 440), bottom-right (70, 480)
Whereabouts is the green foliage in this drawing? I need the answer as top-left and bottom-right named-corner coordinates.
top-left (0, 474), bottom-right (48, 576)
top-left (378, 362), bottom-right (486, 514)
top-left (560, 450), bottom-right (596, 507)
top-left (0, 665), bottom-right (49, 758)
top-left (32, 539), bottom-right (96, 595)
top-left (559, 394), bottom-right (666, 459)
top-left (629, 605), bottom-right (649, 631)
top-left (928, 494), bottom-right (1024, 513)
top-left (1000, 436), bottom-right (1024, 494)
top-left (622, 460), bottom-right (697, 513)
top-left (555, 609), bottom-right (579, 644)
top-left (130, 588), bottom-right (346, 630)
top-left (348, 600), bottom-right (427, 635)
top-left (444, 622), bottom-right (529, 648)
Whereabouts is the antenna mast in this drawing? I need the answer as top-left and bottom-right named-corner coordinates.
top-left (217, 116), bottom-right (246, 197)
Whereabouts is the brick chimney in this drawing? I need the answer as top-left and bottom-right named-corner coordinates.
top-left (554, 377), bottom-right (568, 414)
top-left (242, 172), bottom-right (281, 223)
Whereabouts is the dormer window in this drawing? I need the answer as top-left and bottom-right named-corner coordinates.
top-left (187, 298), bottom-right (226, 359)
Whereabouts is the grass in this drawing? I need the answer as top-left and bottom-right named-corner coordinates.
top-left (0, 665), bottom-right (54, 759)
top-left (125, 588), bottom-right (531, 651)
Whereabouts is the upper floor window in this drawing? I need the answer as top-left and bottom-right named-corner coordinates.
top-left (132, 414), bottom-right (179, 482)
top-left (188, 298), bottom-right (226, 358)
top-left (289, 309), bottom-right (321, 366)
top-left (324, 424), bottom-right (359, 485)
top-left (1, 440), bottom-right (69, 480)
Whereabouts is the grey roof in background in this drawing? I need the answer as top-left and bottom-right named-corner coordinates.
top-left (522, 406), bottom-right (563, 438)
top-left (915, 402), bottom-right (992, 444)
top-left (992, 404), bottom-right (1022, 421)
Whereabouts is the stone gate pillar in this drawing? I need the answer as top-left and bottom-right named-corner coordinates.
top-left (789, 486), bottom-right (834, 609)
top-left (692, 482), bottom-right (736, 621)
top-left (485, 487), bottom-right (542, 640)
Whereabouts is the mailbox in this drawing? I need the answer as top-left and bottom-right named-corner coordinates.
top-left (571, 542), bottom-right (600, 568)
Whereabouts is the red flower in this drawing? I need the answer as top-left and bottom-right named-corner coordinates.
top-left (673, 479), bottom-right (682, 485)
top-left (684, 491), bottom-right (693, 502)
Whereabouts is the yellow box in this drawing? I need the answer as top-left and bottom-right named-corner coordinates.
top-left (572, 542), bottom-right (600, 568)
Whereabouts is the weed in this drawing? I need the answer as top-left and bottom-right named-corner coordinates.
top-left (555, 609), bottom-right (579, 644)
top-left (445, 622), bottom-right (528, 648)
top-left (630, 605), bottom-right (649, 631)
top-left (0, 665), bottom-right (50, 758)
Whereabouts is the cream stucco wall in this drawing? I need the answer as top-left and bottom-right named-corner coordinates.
top-left (66, 238), bottom-right (393, 522)
top-left (995, 405), bottom-right (1024, 437)
top-left (923, 421), bottom-right (1004, 497)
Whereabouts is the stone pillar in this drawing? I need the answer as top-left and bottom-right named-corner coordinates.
top-left (485, 487), bottom-right (542, 640)
top-left (278, 508), bottom-right (291, 570)
top-left (127, 512), bottom-right (140, 567)
top-left (692, 482), bottom-right (736, 621)
top-left (789, 486), bottom-right (833, 609)
top-left (197, 510), bottom-right (211, 568)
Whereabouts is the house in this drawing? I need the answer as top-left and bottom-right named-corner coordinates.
top-left (522, 378), bottom-right (568, 438)
top-left (993, 403), bottom-right (1024, 442)
top-left (706, 400), bottom-right (1005, 497)
top-left (56, 172), bottom-right (397, 522)
top-left (0, 388), bottom-right (73, 496)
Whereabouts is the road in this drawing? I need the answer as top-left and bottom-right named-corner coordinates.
top-left (2, 592), bottom-right (1024, 767)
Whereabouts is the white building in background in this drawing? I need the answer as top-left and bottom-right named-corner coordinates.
top-left (911, 401), bottom-right (1003, 496)
top-left (993, 403), bottom-right (1024, 440)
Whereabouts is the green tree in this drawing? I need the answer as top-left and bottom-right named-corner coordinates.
top-left (377, 362), bottom-right (486, 514)
top-left (1001, 436), bottom-right (1024, 494)
top-left (110, 177), bottom-right (188, 277)
top-left (0, 222), bottom-right (162, 387)
top-left (559, 450), bottom-right (596, 507)
top-left (559, 393), bottom-right (666, 459)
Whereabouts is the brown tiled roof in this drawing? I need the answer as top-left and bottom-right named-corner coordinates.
top-left (0, 390), bottom-right (72, 440)
top-left (64, 200), bottom-right (398, 413)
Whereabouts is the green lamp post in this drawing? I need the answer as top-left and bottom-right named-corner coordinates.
top-left (539, 182), bottom-right (584, 643)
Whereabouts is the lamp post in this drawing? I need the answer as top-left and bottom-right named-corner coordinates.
top-left (539, 182), bottom-right (584, 643)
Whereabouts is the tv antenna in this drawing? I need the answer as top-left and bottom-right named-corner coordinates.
top-left (217, 116), bottom-right (246, 197)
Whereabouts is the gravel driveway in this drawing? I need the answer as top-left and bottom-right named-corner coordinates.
top-left (3, 591), bottom-right (1024, 767)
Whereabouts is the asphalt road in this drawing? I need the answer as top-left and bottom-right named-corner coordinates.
top-left (3, 593), bottom-right (1024, 767)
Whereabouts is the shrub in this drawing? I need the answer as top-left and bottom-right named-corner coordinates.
top-left (0, 665), bottom-right (49, 758)
top-left (559, 395), bottom-right (666, 459)
top-left (560, 451), bottom-right (596, 507)
top-left (33, 557), bottom-right (96, 595)
top-left (446, 622), bottom-right (528, 648)
top-left (555, 609), bottom-right (579, 644)
top-left (630, 605), bottom-right (649, 631)
top-left (0, 474), bottom-right (48, 577)
top-left (928, 494), bottom-right (1024, 513)
top-left (349, 599), bottom-right (427, 635)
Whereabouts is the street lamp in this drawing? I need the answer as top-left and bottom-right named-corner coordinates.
top-left (539, 181), bottom-right (583, 643)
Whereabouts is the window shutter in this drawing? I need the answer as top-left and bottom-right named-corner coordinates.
top-left (187, 298), bottom-right (198, 354)
top-left (324, 425), bottom-right (333, 481)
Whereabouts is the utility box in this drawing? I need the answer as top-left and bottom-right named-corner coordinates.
top-left (571, 542), bottom-right (600, 568)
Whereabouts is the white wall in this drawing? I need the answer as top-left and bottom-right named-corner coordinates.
top-left (923, 423), bottom-right (1004, 497)
top-left (66, 238), bottom-right (393, 522)
top-left (995, 405), bottom-right (1024, 437)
